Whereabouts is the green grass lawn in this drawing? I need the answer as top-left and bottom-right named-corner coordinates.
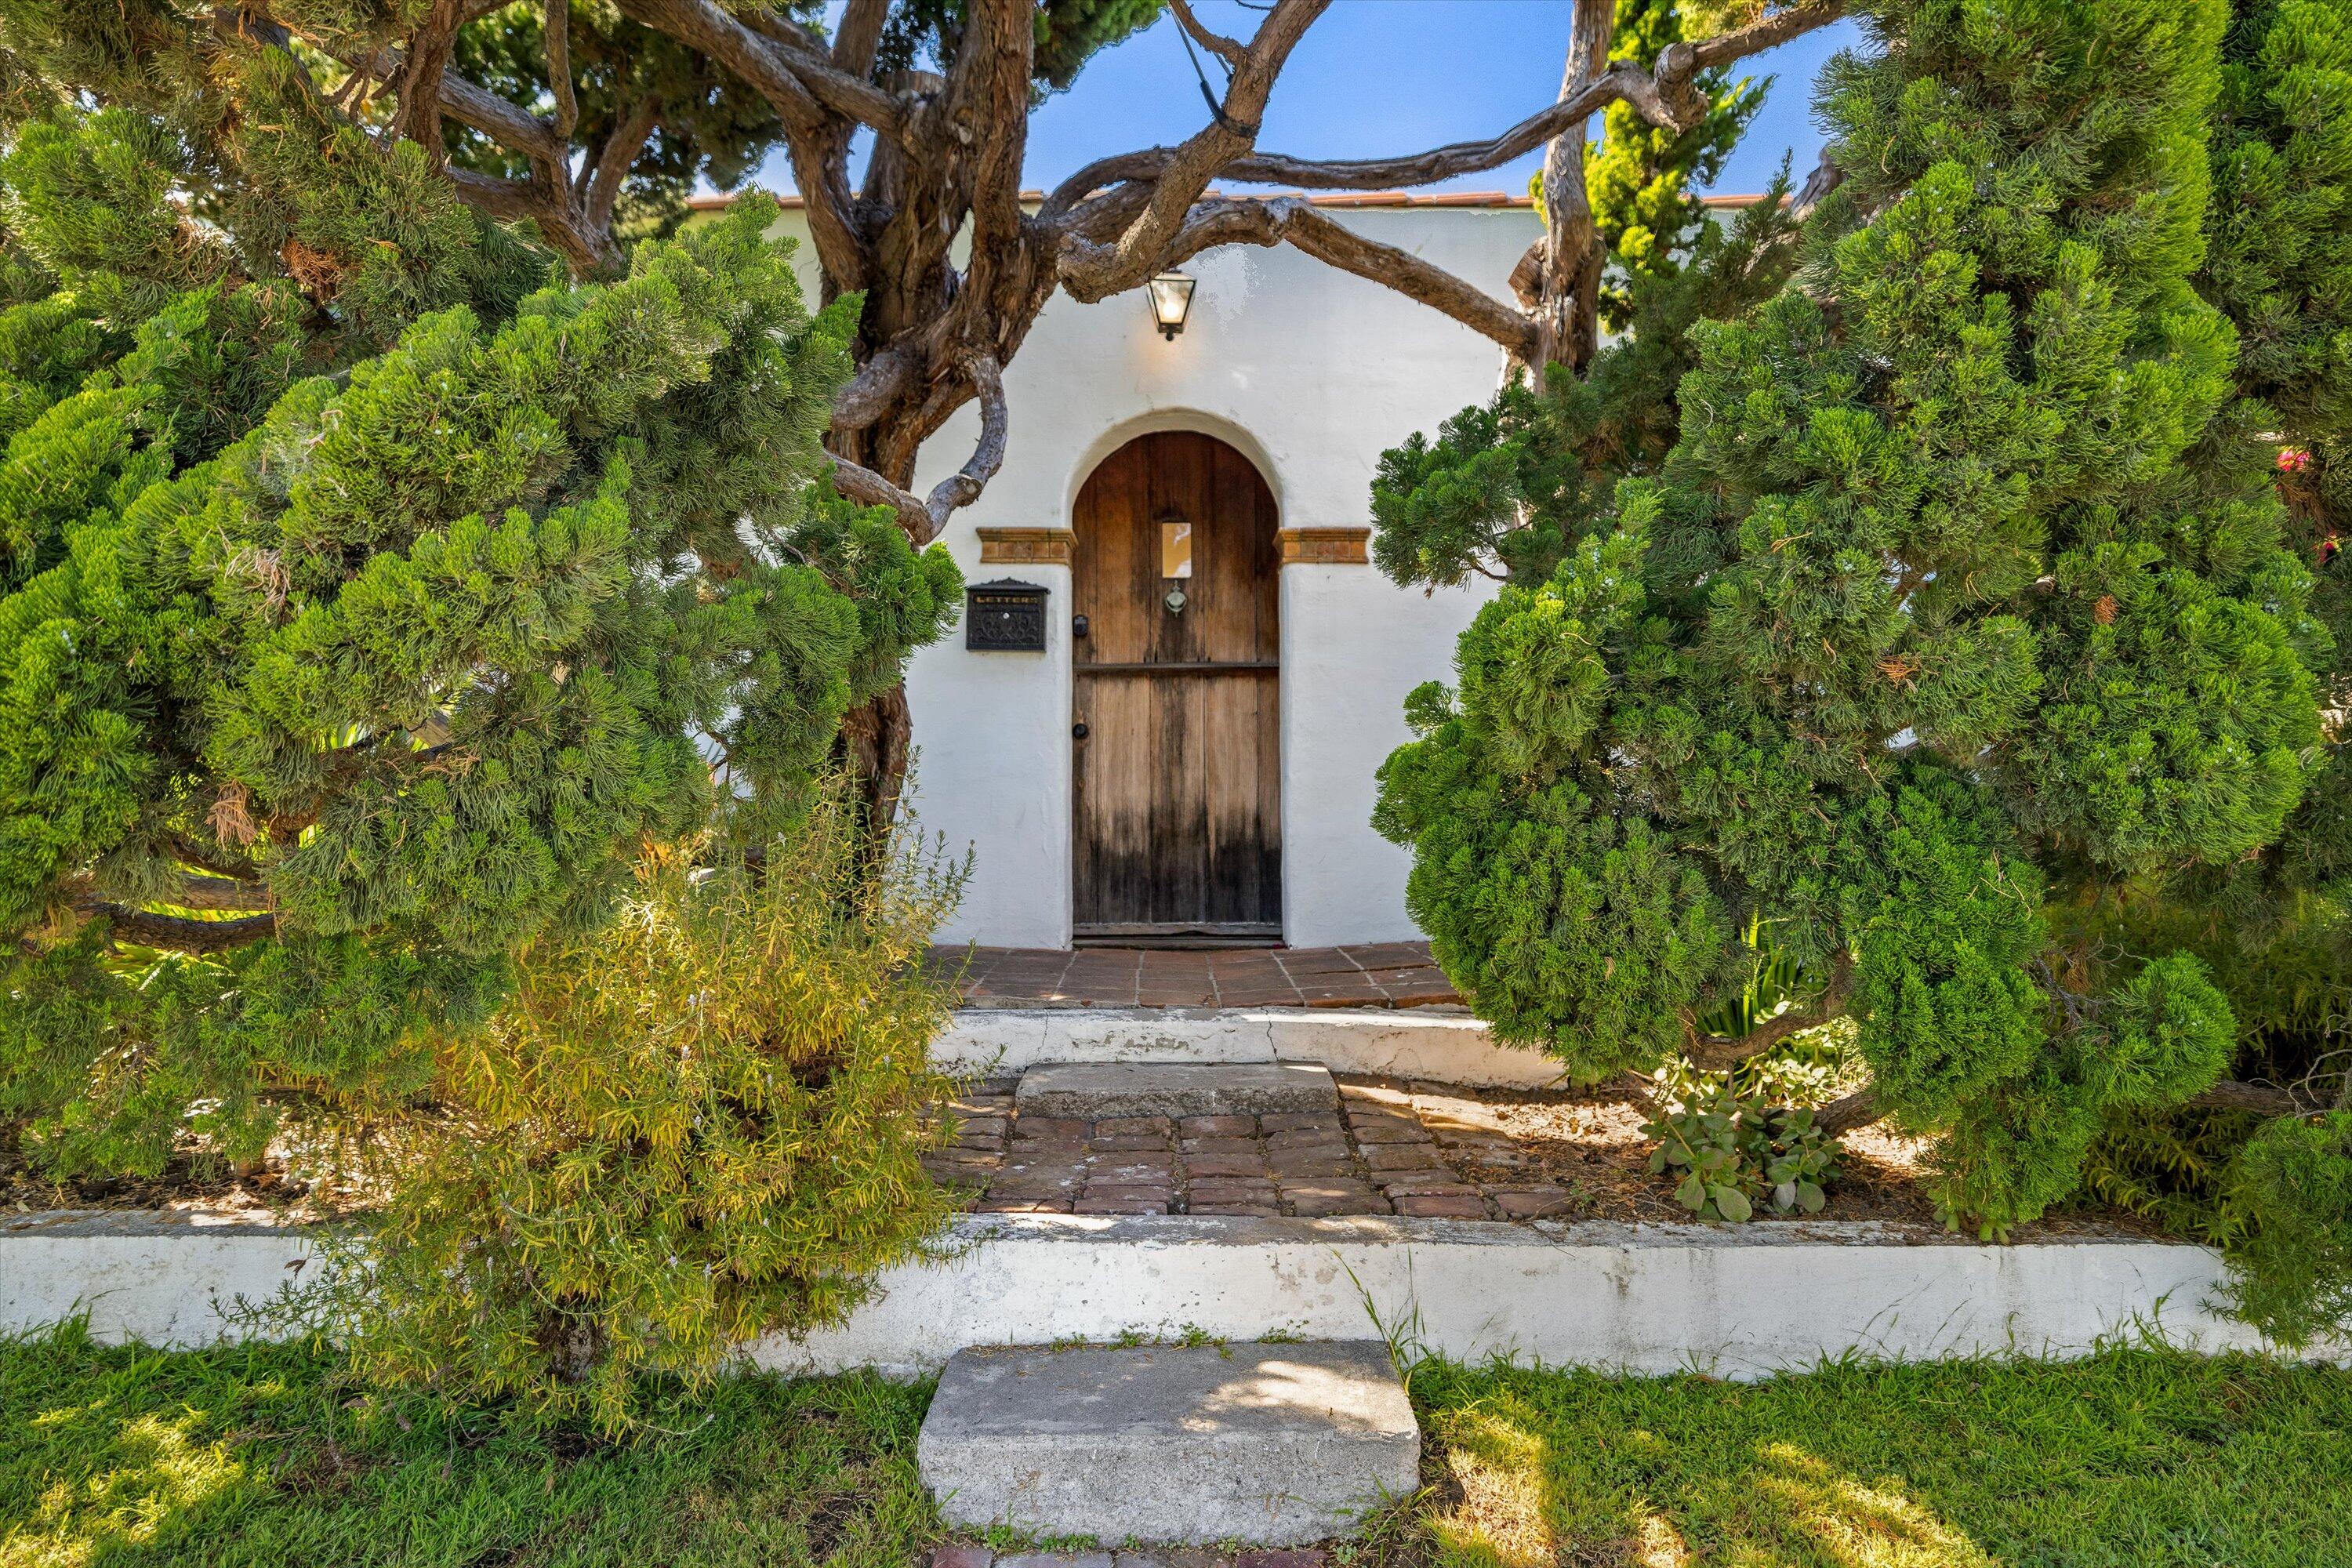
top-left (1, 1323), bottom-right (938, 1568)
top-left (5, 1326), bottom-right (2349, 1567)
top-left (1406, 1348), bottom-right (2352, 1568)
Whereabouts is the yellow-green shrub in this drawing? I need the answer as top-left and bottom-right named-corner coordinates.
top-left (327, 793), bottom-right (966, 1433)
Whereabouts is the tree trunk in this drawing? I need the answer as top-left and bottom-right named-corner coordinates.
top-left (826, 397), bottom-right (939, 833)
top-left (839, 681), bottom-right (912, 834)
top-left (1530, 0), bottom-right (1617, 374)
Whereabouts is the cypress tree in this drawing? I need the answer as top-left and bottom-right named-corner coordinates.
top-left (1373, 0), bottom-right (1794, 594)
top-left (1374, 0), bottom-right (2328, 1236)
top-left (2077, 0), bottom-right (2352, 1341)
top-left (0, 67), bottom-right (956, 1176)
top-left (1579, 0), bottom-right (1769, 334)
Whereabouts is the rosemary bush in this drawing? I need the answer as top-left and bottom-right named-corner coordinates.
top-left (321, 791), bottom-right (967, 1434)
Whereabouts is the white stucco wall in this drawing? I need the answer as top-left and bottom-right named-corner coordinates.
top-left (746, 201), bottom-right (1530, 947)
top-left (19, 1210), bottom-right (2332, 1383)
top-left (903, 560), bottom-right (1074, 946)
top-left (1279, 561), bottom-right (1486, 946)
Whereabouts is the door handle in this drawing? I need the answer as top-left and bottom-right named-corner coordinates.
top-left (1073, 614), bottom-right (1089, 639)
top-left (1072, 721), bottom-right (1090, 740)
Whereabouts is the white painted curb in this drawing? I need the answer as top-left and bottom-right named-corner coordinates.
top-left (11, 1210), bottom-right (2331, 1378)
top-left (2, 1210), bottom-right (321, 1348)
top-left (936, 1007), bottom-right (1563, 1088)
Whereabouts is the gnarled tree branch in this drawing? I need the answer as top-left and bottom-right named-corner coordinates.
top-left (583, 96), bottom-right (661, 232)
top-left (1054, 0), bottom-right (1332, 298)
top-left (158, 875), bottom-right (275, 913)
top-left (829, 354), bottom-right (1008, 544)
top-left (2187, 1080), bottom-right (2305, 1116)
top-left (1681, 953), bottom-right (1856, 1074)
top-left (920, 354), bottom-right (1008, 539)
top-left (1167, 0), bottom-right (1246, 67)
top-left (387, 0), bottom-right (468, 161)
top-left (545, 0), bottom-right (579, 143)
top-left (86, 904), bottom-right (279, 954)
top-left (1043, 2), bottom-right (1843, 212)
top-left (826, 452), bottom-right (927, 528)
top-left (1126, 196), bottom-right (1541, 359)
top-left (831, 0), bottom-right (888, 74)
top-left (613, 0), bottom-right (907, 141)
top-left (1534, 0), bottom-right (1619, 371)
top-left (1813, 1085), bottom-right (1881, 1137)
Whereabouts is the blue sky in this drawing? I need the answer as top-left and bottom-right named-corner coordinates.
top-left (752, 2), bottom-right (1863, 200)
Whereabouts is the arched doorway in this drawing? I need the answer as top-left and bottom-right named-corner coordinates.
top-left (1070, 430), bottom-right (1281, 942)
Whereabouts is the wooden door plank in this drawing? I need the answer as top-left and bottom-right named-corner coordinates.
top-left (1072, 431), bottom-right (1282, 931)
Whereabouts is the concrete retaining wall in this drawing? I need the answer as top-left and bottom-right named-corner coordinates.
top-left (2, 1210), bottom-right (319, 1348)
top-left (9, 1209), bottom-right (2311, 1377)
top-left (936, 1007), bottom-right (1562, 1088)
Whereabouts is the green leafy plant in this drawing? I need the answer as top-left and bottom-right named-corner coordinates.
top-left (2069, 0), bottom-right (2352, 1345)
top-left (2221, 1110), bottom-right (2352, 1343)
top-left (0, 96), bottom-right (957, 1180)
top-left (1645, 1070), bottom-right (1843, 1221)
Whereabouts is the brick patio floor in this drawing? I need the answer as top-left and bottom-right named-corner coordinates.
top-left (936, 942), bottom-right (1459, 1009)
top-left (921, 1077), bottom-right (1581, 1221)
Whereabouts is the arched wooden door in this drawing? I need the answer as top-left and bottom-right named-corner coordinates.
top-left (1071, 431), bottom-right (1281, 941)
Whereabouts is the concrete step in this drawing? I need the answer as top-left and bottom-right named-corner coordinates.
top-left (936, 1006), bottom-right (1563, 1090)
top-left (1014, 1062), bottom-right (1338, 1120)
top-left (916, 1339), bottom-right (1419, 1545)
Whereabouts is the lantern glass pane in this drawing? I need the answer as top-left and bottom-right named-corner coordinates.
top-left (1160, 521), bottom-right (1192, 579)
top-left (1146, 272), bottom-right (1194, 330)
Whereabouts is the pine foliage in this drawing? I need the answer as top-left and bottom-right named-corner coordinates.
top-left (1374, 0), bottom-right (2330, 1238)
top-left (0, 74), bottom-right (957, 1177)
top-left (1376, 0), bottom-right (1793, 594)
top-left (2074, 0), bottom-right (2352, 1343)
top-left (1578, 0), bottom-right (1769, 332)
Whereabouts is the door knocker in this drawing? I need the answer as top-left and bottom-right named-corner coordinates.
top-left (1157, 510), bottom-right (1192, 615)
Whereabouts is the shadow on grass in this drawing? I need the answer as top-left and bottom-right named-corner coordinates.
top-left (1407, 1343), bottom-right (2352, 1568)
top-left (1, 1322), bottom-right (942, 1568)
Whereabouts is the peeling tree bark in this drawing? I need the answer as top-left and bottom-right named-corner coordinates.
top-left (1532, 0), bottom-right (1617, 374)
top-left (253, 0), bottom-right (1846, 822)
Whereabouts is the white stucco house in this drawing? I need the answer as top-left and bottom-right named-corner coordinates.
top-left (697, 189), bottom-right (1738, 951)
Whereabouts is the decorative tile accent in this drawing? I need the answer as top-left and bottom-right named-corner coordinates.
top-left (977, 526), bottom-right (1076, 565)
top-left (1276, 526), bottom-right (1372, 565)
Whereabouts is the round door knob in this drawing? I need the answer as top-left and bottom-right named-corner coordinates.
top-left (1072, 721), bottom-right (1090, 740)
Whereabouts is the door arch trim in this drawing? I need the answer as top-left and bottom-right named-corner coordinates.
top-left (1063, 408), bottom-right (1284, 522)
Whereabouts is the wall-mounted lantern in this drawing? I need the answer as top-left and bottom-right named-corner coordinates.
top-left (1145, 271), bottom-right (1196, 340)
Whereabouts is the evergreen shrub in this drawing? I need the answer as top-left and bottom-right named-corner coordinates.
top-left (0, 85), bottom-right (956, 1178)
top-left (1371, 0), bottom-right (2333, 1252)
top-left (2073, 0), bottom-right (2352, 1340)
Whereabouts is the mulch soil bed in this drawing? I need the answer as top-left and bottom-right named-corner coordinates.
top-left (7, 1076), bottom-right (2151, 1240)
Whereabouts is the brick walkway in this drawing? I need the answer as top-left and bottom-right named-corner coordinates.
top-left (939, 942), bottom-right (1458, 1008)
top-left (922, 1077), bottom-right (1579, 1220)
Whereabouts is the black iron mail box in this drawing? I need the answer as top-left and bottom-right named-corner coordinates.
top-left (965, 579), bottom-right (1048, 652)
